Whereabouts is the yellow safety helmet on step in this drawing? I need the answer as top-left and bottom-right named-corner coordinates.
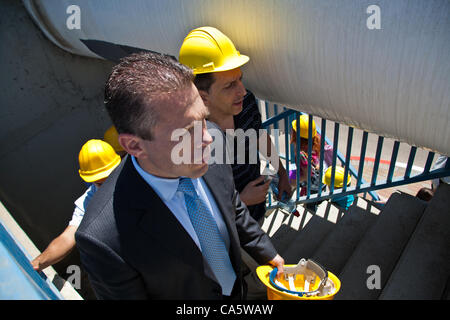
top-left (323, 166), bottom-right (351, 189)
top-left (103, 125), bottom-right (124, 153)
top-left (292, 115), bottom-right (316, 139)
top-left (179, 26), bottom-right (249, 74)
top-left (78, 139), bottom-right (121, 183)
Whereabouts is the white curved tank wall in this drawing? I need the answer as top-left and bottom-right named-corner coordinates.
top-left (22, 0), bottom-right (450, 156)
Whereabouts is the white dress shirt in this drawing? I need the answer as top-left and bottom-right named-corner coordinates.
top-left (69, 184), bottom-right (98, 227)
top-left (131, 156), bottom-right (231, 251)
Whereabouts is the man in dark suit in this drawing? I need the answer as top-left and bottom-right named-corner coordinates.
top-left (75, 52), bottom-right (284, 299)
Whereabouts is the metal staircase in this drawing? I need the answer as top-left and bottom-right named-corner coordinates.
top-left (244, 101), bottom-right (450, 300)
top-left (248, 180), bottom-right (450, 299)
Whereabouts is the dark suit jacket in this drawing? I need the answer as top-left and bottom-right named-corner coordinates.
top-left (75, 154), bottom-right (278, 300)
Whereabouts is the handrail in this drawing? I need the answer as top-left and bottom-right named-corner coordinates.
top-left (261, 108), bottom-right (377, 202)
top-left (259, 100), bottom-right (450, 210)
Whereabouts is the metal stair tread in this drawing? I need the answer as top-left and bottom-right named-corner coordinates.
top-left (281, 214), bottom-right (336, 264)
top-left (269, 224), bottom-right (301, 255)
top-left (312, 205), bottom-right (379, 276)
top-left (335, 192), bottom-right (427, 300)
top-left (379, 183), bottom-right (450, 300)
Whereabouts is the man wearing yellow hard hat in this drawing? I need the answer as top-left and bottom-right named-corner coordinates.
top-left (31, 140), bottom-right (121, 272)
top-left (179, 26), bottom-right (291, 223)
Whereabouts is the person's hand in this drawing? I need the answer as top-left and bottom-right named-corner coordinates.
top-left (268, 254), bottom-right (285, 279)
top-left (239, 176), bottom-right (270, 206)
top-left (276, 169), bottom-right (292, 201)
top-left (31, 256), bottom-right (43, 272)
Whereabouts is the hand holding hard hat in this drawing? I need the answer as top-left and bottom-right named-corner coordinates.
top-left (268, 254), bottom-right (285, 279)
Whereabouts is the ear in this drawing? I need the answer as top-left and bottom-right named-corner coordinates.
top-left (118, 133), bottom-right (146, 158)
top-left (198, 89), bottom-right (210, 107)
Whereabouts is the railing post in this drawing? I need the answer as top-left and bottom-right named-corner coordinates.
top-left (422, 151), bottom-right (435, 175)
top-left (306, 114), bottom-right (314, 198)
top-left (404, 146), bottom-right (417, 179)
top-left (343, 127), bottom-right (354, 192)
top-left (295, 112), bottom-right (301, 201)
top-left (357, 131), bottom-right (369, 189)
top-left (371, 136), bottom-right (384, 186)
top-left (329, 123), bottom-right (340, 194)
top-left (273, 104), bottom-right (279, 156)
top-left (318, 119), bottom-right (326, 197)
top-left (284, 114), bottom-right (290, 178)
top-left (387, 141), bottom-right (400, 183)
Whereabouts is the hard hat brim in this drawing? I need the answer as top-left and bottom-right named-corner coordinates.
top-left (79, 156), bottom-right (121, 183)
top-left (193, 55), bottom-right (250, 75)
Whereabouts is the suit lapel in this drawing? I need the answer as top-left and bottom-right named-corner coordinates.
top-left (118, 158), bottom-right (204, 272)
top-left (118, 158), bottom-right (239, 287)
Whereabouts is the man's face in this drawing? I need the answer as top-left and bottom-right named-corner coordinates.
top-left (202, 68), bottom-right (247, 117)
top-left (138, 84), bottom-right (212, 179)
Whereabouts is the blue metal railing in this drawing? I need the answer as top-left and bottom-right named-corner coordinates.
top-left (0, 220), bottom-right (63, 299)
top-left (260, 101), bottom-right (450, 210)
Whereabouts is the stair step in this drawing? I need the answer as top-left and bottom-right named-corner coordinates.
top-left (441, 277), bottom-right (450, 300)
top-left (335, 192), bottom-right (427, 300)
top-left (281, 214), bottom-right (336, 264)
top-left (379, 183), bottom-right (450, 299)
top-left (270, 224), bottom-right (301, 255)
top-left (312, 205), bottom-right (379, 276)
top-left (264, 205), bottom-right (316, 254)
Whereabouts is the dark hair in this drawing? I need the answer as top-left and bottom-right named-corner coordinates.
top-left (193, 72), bottom-right (215, 92)
top-left (104, 52), bottom-right (194, 140)
top-left (416, 187), bottom-right (434, 201)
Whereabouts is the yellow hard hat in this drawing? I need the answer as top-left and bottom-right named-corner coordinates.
top-left (179, 26), bottom-right (249, 75)
top-left (78, 139), bottom-right (121, 183)
top-left (256, 262), bottom-right (341, 300)
top-left (323, 166), bottom-right (351, 188)
top-left (292, 115), bottom-right (316, 139)
top-left (103, 125), bottom-right (124, 153)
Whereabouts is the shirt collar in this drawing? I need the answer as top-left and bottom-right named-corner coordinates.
top-left (131, 156), bottom-right (199, 201)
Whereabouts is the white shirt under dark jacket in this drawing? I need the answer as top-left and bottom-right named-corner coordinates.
top-left (131, 155), bottom-right (231, 252)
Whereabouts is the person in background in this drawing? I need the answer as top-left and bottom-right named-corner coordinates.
top-left (323, 166), bottom-right (355, 210)
top-left (289, 115), bottom-right (333, 190)
top-left (31, 139), bottom-right (121, 272)
top-left (431, 155), bottom-right (449, 190)
top-left (104, 125), bottom-right (127, 158)
top-left (179, 26), bottom-right (291, 223)
top-left (414, 155), bottom-right (449, 202)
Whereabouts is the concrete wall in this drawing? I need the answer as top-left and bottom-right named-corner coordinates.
top-left (0, 0), bottom-right (115, 298)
